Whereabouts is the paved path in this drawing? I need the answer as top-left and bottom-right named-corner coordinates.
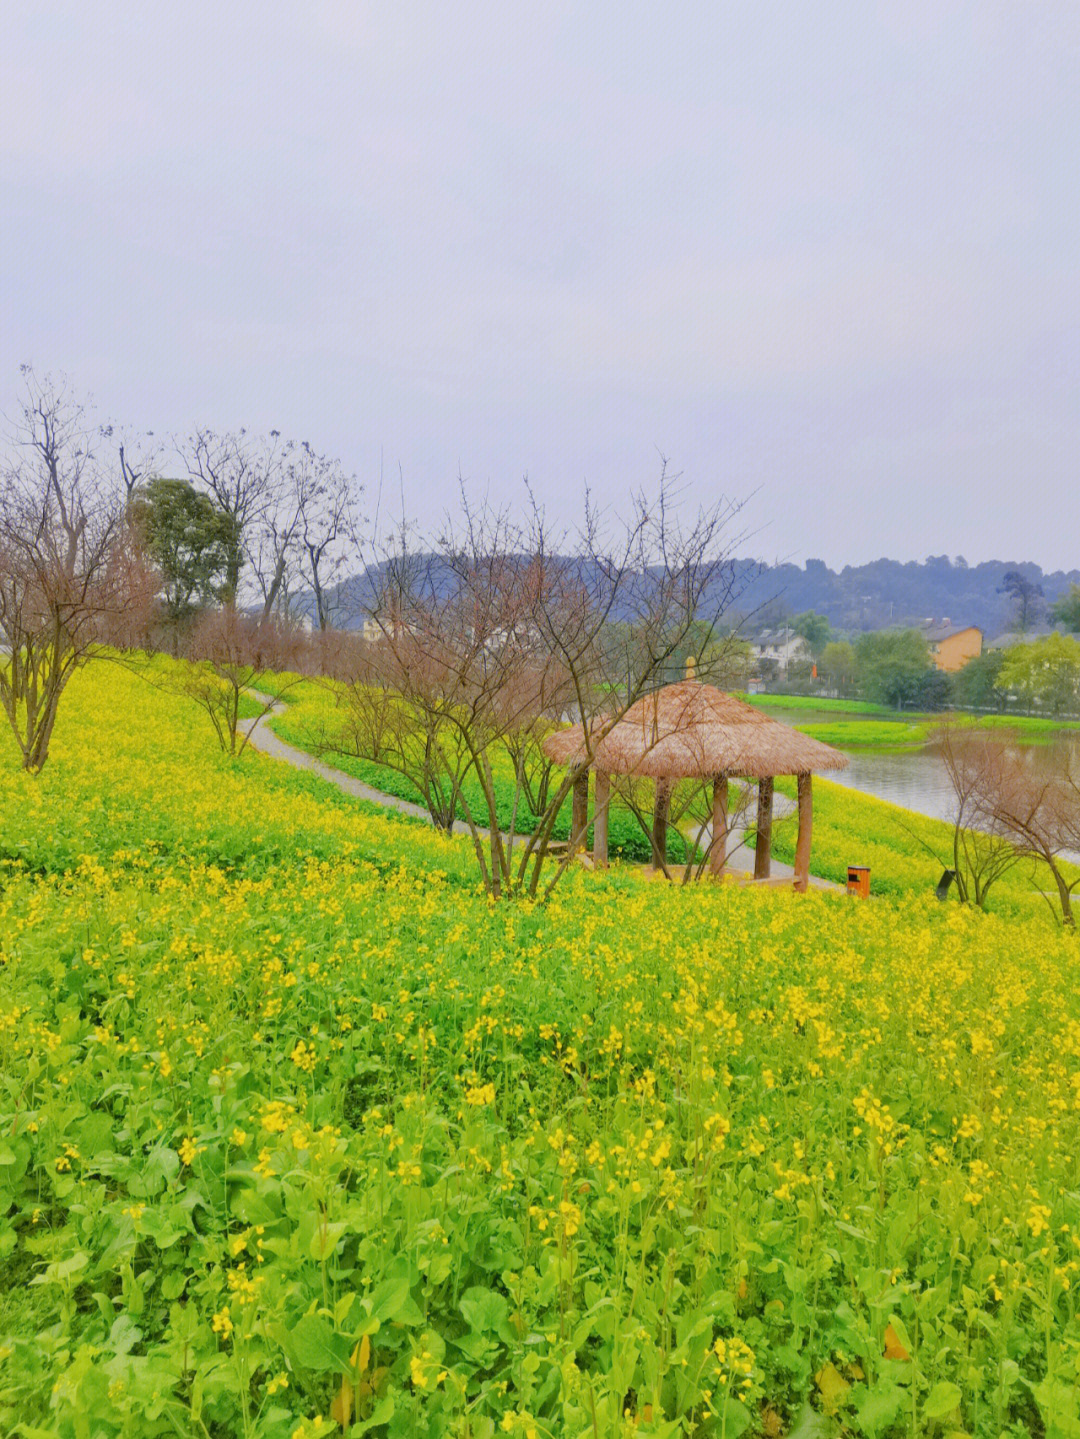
top-left (243, 692), bottom-right (841, 889)
top-left (242, 694), bottom-right (473, 833)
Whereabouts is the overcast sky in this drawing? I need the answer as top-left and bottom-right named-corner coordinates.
top-left (3, 2), bottom-right (1078, 570)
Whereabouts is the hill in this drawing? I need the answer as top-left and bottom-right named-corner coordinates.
top-left (728, 554), bottom-right (1079, 635)
top-left (301, 554), bottom-right (1079, 639)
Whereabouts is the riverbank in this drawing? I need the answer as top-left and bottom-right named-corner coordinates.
top-left (749, 689), bottom-right (1080, 733)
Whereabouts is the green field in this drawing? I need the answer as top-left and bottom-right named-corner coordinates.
top-left (2, 666), bottom-right (1080, 1437)
top-left (737, 695), bottom-right (899, 717)
top-left (746, 693), bottom-right (1080, 744)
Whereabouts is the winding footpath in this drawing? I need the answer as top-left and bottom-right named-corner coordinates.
top-left (242, 693), bottom-right (839, 889)
top-left (242, 693), bottom-right (458, 827)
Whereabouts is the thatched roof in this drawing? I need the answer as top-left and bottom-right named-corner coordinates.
top-left (542, 680), bottom-right (849, 780)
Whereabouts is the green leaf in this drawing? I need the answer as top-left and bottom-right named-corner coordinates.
top-left (460, 1287), bottom-right (509, 1334)
top-left (855, 1382), bottom-right (905, 1436)
top-left (308, 1218), bottom-right (346, 1260)
top-left (1029, 1377), bottom-right (1080, 1428)
top-left (713, 1397), bottom-right (752, 1437)
top-left (355, 1395), bottom-right (395, 1434)
top-left (31, 1251), bottom-right (88, 1285)
top-left (786, 1403), bottom-right (837, 1439)
top-left (161, 1270), bottom-right (188, 1300)
top-left (923, 1382), bottom-right (963, 1420)
top-left (288, 1314), bottom-right (352, 1373)
top-left (368, 1274), bottom-right (422, 1325)
top-left (109, 1314), bottom-right (142, 1356)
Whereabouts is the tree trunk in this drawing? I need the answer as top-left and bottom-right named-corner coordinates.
top-left (260, 555), bottom-right (286, 622)
top-left (710, 776), bottom-right (728, 877)
top-left (1050, 862), bottom-right (1076, 928)
top-left (570, 771), bottom-right (590, 855)
top-left (794, 773), bottom-right (812, 892)
top-left (25, 683), bottom-right (64, 773)
top-left (593, 770), bottom-right (610, 867)
top-left (223, 546), bottom-right (242, 606)
top-left (652, 779), bottom-right (670, 871)
top-left (754, 777), bottom-right (774, 880)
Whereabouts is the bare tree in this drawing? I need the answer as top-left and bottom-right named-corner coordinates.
top-left (294, 445), bottom-right (360, 632)
top-left (179, 428), bottom-right (285, 604)
top-left (898, 725), bottom-right (1025, 910)
top-left (990, 752), bottom-right (1080, 928)
top-left (180, 429), bottom-right (360, 630)
top-left (0, 368), bottom-right (125, 771)
top-left (326, 636), bottom-right (476, 830)
top-left (325, 471), bottom-right (748, 898)
top-left (935, 725), bottom-right (1024, 908)
top-left (904, 724), bottom-right (1080, 925)
top-left (247, 438), bottom-right (329, 625)
top-left (101, 423), bottom-right (161, 502)
top-left (98, 510), bottom-right (160, 654)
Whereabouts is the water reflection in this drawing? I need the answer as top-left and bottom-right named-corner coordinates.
top-left (818, 726), bottom-right (1080, 863)
top-left (831, 746), bottom-right (957, 821)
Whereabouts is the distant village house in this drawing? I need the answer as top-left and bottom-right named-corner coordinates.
top-left (749, 627), bottom-right (813, 679)
top-left (922, 622), bottom-right (982, 672)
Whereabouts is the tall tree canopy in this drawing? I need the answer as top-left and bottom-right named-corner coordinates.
top-left (130, 478), bottom-right (237, 632)
top-left (998, 569), bottom-right (1044, 632)
top-left (854, 628), bottom-right (933, 708)
top-left (998, 634), bottom-right (1080, 715)
top-left (791, 610), bottom-right (830, 655)
top-left (1051, 583), bottom-right (1080, 633)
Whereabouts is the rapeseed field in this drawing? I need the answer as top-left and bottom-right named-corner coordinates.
top-left (2, 667), bottom-right (1079, 1437)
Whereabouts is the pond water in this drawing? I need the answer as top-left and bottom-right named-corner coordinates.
top-left (830, 745), bottom-right (958, 822)
top-left (775, 711), bottom-right (1080, 860)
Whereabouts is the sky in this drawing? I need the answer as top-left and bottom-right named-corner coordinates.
top-left (2, 2), bottom-right (1078, 572)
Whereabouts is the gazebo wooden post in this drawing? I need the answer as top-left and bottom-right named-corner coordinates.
top-left (754, 777), bottom-right (774, 880)
top-left (570, 770), bottom-right (590, 855)
top-left (652, 778), bottom-right (670, 871)
top-left (794, 772), bottom-right (813, 892)
top-left (710, 775), bottom-right (728, 878)
top-left (593, 770), bottom-right (610, 867)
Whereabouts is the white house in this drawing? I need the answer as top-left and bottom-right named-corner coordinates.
top-left (748, 627), bottom-right (812, 676)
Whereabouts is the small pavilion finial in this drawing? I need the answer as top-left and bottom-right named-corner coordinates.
top-left (685, 654), bottom-right (697, 681)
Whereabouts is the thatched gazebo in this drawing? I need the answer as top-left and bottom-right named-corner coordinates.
top-left (542, 678), bottom-right (848, 890)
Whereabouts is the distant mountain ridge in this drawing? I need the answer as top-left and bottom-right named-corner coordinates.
top-left (305, 554), bottom-right (1079, 640)
top-left (727, 556), bottom-right (1079, 637)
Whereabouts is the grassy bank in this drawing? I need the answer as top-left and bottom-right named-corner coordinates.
top-left (738, 694), bottom-right (898, 716)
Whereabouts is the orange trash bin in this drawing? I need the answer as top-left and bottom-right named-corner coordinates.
top-left (846, 865), bottom-right (870, 898)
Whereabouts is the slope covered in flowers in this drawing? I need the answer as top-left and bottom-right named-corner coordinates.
top-left (1, 665), bottom-right (1079, 1438)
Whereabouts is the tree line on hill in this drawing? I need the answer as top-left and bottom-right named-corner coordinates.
top-left (725, 554), bottom-right (1080, 638)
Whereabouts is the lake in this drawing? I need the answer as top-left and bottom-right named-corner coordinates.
top-left (772, 710), bottom-right (1080, 859)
